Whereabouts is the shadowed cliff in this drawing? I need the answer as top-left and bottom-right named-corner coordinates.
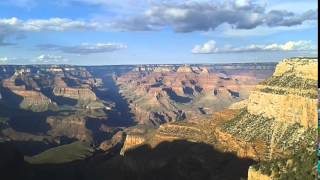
top-left (88, 140), bottom-right (255, 180)
top-left (0, 140), bottom-right (255, 180)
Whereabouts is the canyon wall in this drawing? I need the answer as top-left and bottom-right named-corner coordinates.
top-left (117, 63), bottom-right (275, 126)
top-left (46, 115), bottom-right (92, 142)
top-left (53, 87), bottom-right (97, 102)
top-left (120, 134), bottom-right (146, 155)
top-left (1, 78), bottom-right (54, 112)
top-left (119, 58), bottom-right (317, 179)
top-left (247, 88), bottom-right (317, 128)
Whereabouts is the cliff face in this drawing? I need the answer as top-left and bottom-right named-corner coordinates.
top-left (120, 134), bottom-right (146, 155)
top-left (1, 78), bottom-right (54, 112)
top-left (46, 115), bottom-right (92, 142)
top-left (231, 58), bottom-right (318, 179)
top-left (247, 58), bottom-right (318, 129)
top-left (247, 89), bottom-right (317, 128)
top-left (248, 167), bottom-right (272, 180)
top-left (52, 76), bottom-right (97, 103)
top-left (53, 87), bottom-right (97, 102)
top-left (273, 58), bottom-right (318, 80)
top-left (118, 58), bottom-right (317, 179)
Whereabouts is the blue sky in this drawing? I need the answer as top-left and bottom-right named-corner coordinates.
top-left (0, 0), bottom-right (318, 65)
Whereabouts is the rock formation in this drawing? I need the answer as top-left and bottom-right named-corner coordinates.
top-left (46, 114), bottom-right (93, 142)
top-left (52, 76), bottom-right (97, 104)
top-left (248, 167), bottom-right (272, 180)
top-left (99, 131), bottom-right (125, 151)
top-left (53, 87), bottom-right (97, 102)
top-left (118, 57), bottom-right (317, 179)
top-left (120, 134), bottom-right (146, 155)
top-left (117, 64), bottom-right (274, 126)
top-left (222, 58), bottom-right (318, 179)
top-left (1, 77), bottom-right (54, 112)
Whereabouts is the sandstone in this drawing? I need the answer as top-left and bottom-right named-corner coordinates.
top-left (273, 58), bottom-right (318, 80)
top-left (248, 166), bottom-right (272, 180)
top-left (176, 65), bottom-right (193, 73)
top-left (46, 115), bottom-right (92, 142)
top-left (117, 64), bottom-right (272, 126)
top-left (228, 99), bottom-right (248, 109)
top-left (247, 90), bottom-right (317, 128)
top-left (53, 87), bottom-right (97, 102)
top-left (246, 58), bottom-right (318, 129)
top-left (99, 131), bottom-right (125, 151)
top-left (214, 127), bottom-right (266, 160)
top-left (219, 58), bottom-right (318, 178)
top-left (120, 134), bottom-right (146, 155)
top-left (1, 78), bottom-right (54, 112)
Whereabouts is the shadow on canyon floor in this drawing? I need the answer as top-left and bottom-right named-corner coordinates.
top-left (94, 75), bottom-right (136, 127)
top-left (1, 140), bottom-right (256, 180)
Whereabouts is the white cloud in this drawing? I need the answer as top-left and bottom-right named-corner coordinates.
top-left (263, 41), bottom-right (316, 51)
top-left (192, 40), bottom-right (317, 54)
top-left (192, 40), bottom-right (218, 54)
top-left (0, 17), bottom-right (104, 32)
top-left (32, 54), bottom-right (69, 64)
top-left (0, 0), bottom-right (317, 47)
top-left (0, 57), bottom-right (9, 64)
top-left (0, 1), bottom-right (316, 35)
top-left (235, 0), bottom-right (251, 8)
top-left (0, 17), bottom-right (112, 46)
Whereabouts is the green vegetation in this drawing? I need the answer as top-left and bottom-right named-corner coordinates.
top-left (20, 101), bottom-right (52, 112)
top-left (260, 87), bottom-right (318, 99)
top-left (252, 127), bottom-right (317, 180)
top-left (0, 116), bottom-right (9, 127)
top-left (222, 108), bottom-right (274, 142)
top-left (25, 141), bottom-right (95, 164)
top-left (260, 87), bottom-right (286, 94)
top-left (261, 74), bottom-right (317, 90)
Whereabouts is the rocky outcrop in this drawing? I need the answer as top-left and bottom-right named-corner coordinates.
top-left (118, 58), bottom-right (317, 179)
top-left (120, 134), bottom-right (146, 155)
top-left (51, 74), bottom-right (97, 104)
top-left (53, 87), bottom-right (97, 102)
top-left (221, 57), bottom-right (318, 179)
top-left (176, 65), bottom-right (193, 73)
top-left (1, 79), bottom-right (54, 112)
top-left (99, 131), bottom-right (125, 151)
top-left (248, 167), bottom-right (272, 180)
top-left (273, 58), bottom-right (317, 80)
top-left (228, 99), bottom-right (248, 109)
top-left (247, 58), bottom-right (318, 129)
top-left (247, 88), bottom-right (317, 128)
top-left (214, 127), bottom-right (266, 160)
top-left (46, 115), bottom-right (92, 142)
top-left (117, 64), bottom-right (274, 126)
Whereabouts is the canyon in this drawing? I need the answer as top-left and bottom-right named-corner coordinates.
top-left (0, 58), bottom-right (317, 180)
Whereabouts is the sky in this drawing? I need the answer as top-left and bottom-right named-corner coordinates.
top-left (0, 0), bottom-right (318, 65)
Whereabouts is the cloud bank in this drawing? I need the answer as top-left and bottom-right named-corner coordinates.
top-left (37, 43), bottom-right (127, 55)
top-left (113, 1), bottom-right (317, 32)
top-left (32, 54), bottom-right (69, 63)
top-left (0, 0), bottom-right (316, 45)
top-left (192, 40), bottom-right (317, 54)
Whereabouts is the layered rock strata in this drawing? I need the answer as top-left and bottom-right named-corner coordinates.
top-left (1, 78), bottom-right (54, 112)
